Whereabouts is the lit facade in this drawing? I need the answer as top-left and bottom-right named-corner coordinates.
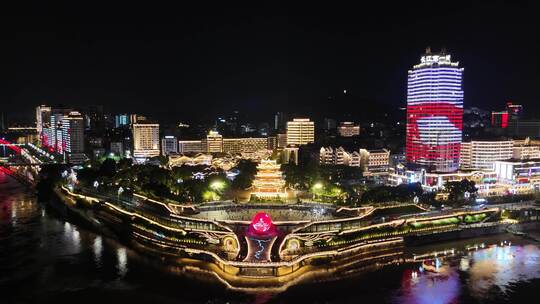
top-left (286, 118), bottom-right (314, 146)
top-left (203, 131), bottom-right (223, 153)
top-left (178, 132), bottom-right (273, 155)
top-left (178, 140), bottom-right (204, 153)
top-left (513, 143), bottom-right (540, 160)
top-left (319, 146), bottom-right (389, 175)
top-left (491, 111), bottom-right (509, 128)
top-left (132, 123), bottom-right (160, 159)
top-left (115, 114), bottom-right (130, 128)
top-left (494, 159), bottom-right (540, 193)
top-left (406, 50), bottom-right (464, 172)
top-left (35, 105), bottom-right (51, 144)
top-left (277, 133), bottom-right (287, 149)
top-left (364, 149), bottom-right (390, 175)
top-left (388, 166), bottom-right (498, 195)
top-left (251, 160), bottom-right (287, 198)
top-left (223, 137), bottom-right (270, 154)
top-left (42, 108), bottom-right (72, 152)
top-left (61, 111), bottom-right (86, 164)
top-left (338, 122), bottom-right (360, 137)
top-left (460, 140), bottom-right (513, 170)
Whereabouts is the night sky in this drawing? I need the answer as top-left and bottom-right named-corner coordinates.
top-left (7, 1), bottom-right (540, 123)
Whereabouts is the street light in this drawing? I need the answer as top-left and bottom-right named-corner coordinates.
top-left (93, 180), bottom-right (99, 190)
top-left (210, 180), bottom-right (225, 191)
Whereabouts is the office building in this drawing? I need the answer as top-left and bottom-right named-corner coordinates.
top-left (513, 140), bottom-right (540, 160)
top-left (223, 137), bottom-right (270, 154)
top-left (493, 159), bottom-right (540, 193)
top-left (491, 111), bottom-right (509, 128)
top-left (363, 149), bottom-right (391, 175)
top-left (178, 140), bottom-right (204, 153)
top-left (161, 136), bottom-right (178, 156)
top-left (459, 140), bottom-right (513, 170)
top-left (319, 146), bottom-right (389, 175)
top-left (35, 105), bottom-right (52, 144)
top-left (115, 114), bottom-right (130, 128)
top-left (41, 107), bottom-right (72, 152)
top-left (277, 133), bottom-right (287, 149)
top-left (286, 118), bottom-right (315, 146)
top-left (406, 48), bottom-right (464, 172)
top-left (338, 122), bottom-right (360, 137)
top-left (203, 130), bottom-right (223, 153)
top-left (61, 111), bottom-right (86, 164)
top-left (491, 102), bottom-right (523, 129)
top-left (132, 123), bottom-right (160, 159)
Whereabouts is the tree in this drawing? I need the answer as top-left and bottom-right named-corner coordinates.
top-left (232, 160), bottom-right (257, 190)
top-left (117, 158), bottom-right (133, 171)
top-left (446, 179), bottom-right (477, 204)
top-left (99, 158), bottom-right (117, 178)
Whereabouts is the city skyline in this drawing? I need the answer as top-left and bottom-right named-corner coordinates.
top-left (5, 3), bottom-right (540, 303)
top-left (8, 1), bottom-right (540, 123)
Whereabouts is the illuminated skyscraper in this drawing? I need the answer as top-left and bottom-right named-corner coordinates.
top-left (286, 118), bottom-right (315, 146)
top-left (35, 105), bottom-right (51, 144)
top-left (61, 111), bottom-right (87, 164)
top-left (406, 48), bottom-right (464, 172)
top-left (132, 123), bottom-right (160, 159)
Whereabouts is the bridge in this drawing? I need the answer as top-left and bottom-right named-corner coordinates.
top-left (0, 138), bottom-right (22, 154)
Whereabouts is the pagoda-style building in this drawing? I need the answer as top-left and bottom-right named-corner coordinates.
top-left (251, 160), bottom-right (287, 199)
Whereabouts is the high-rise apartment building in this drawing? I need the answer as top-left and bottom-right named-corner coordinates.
top-left (35, 105), bottom-right (52, 144)
top-left (286, 118), bottom-right (315, 146)
top-left (42, 107), bottom-right (72, 152)
top-left (132, 123), bottom-right (160, 159)
top-left (61, 111), bottom-right (86, 164)
top-left (406, 49), bottom-right (464, 172)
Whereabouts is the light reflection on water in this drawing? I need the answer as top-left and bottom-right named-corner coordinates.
top-left (395, 243), bottom-right (540, 304)
top-left (117, 247), bottom-right (128, 277)
top-left (399, 268), bottom-right (460, 304)
top-left (468, 244), bottom-right (540, 298)
top-left (93, 236), bottom-right (103, 265)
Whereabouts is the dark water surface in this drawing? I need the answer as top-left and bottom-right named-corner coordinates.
top-left (1, 174), bottom-right (539, 304)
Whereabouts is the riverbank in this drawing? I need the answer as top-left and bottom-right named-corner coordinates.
top-left (48, 183), bottom-right (540, 293)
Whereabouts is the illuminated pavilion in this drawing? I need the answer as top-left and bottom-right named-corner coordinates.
top-left (251, 159), bottom-right (287, 199)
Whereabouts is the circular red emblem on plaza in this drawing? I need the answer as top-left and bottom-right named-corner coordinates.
top-left (247, 212), bottom-right (276, 237)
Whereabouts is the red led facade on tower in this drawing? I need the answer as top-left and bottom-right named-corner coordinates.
top-left (406, 50), bottom-right (464, 172)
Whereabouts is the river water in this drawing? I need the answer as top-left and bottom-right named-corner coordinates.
top-left (1, 174), bottom-right (540, 304)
